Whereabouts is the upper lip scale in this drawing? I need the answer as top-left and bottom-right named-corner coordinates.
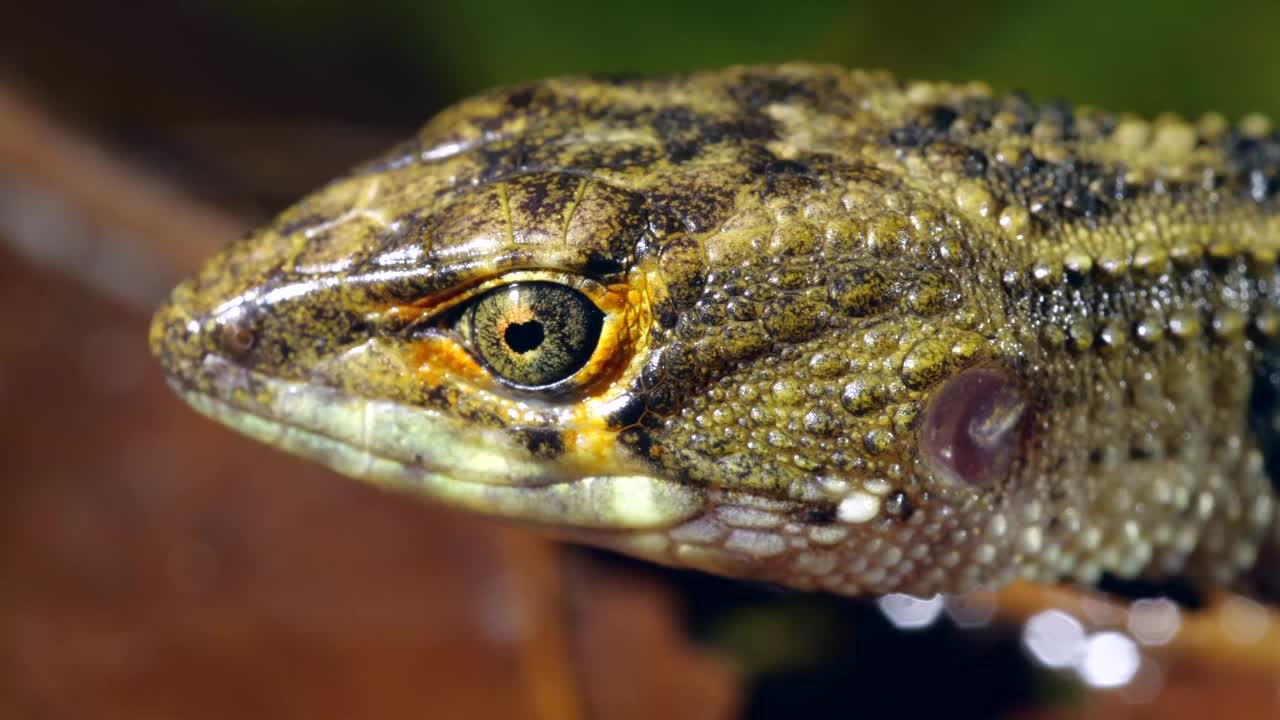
top-left (166, 357), bottom-right (578, 490)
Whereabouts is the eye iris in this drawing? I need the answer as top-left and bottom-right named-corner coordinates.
top-left (467, 282), bottom-right (604, 388)
top-left (919, 367), bottom-right (1028, 487)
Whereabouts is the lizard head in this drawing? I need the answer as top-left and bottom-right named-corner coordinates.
top-left (152, 66), bottom-right (1048, 596)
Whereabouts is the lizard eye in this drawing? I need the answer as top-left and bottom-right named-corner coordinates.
top-left (919, 367), bottom-right (1029, 488)
top-left (459, 281), bottom-right (605, 390)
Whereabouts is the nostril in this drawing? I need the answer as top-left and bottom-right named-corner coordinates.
top-left (215, 316), bottom-right (256, 360)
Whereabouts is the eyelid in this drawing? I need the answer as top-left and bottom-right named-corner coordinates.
top-left (415, 271), bottom-right (611, 324)
top-left (381, 270), bottom-right (610, 339)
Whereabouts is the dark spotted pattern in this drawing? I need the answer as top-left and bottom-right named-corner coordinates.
top-left (888, 95), bottom-right (1280, 226)
top-left (514, 427), bottom-right (566, 460)
top-left (153, 65), bottom-right (1280, 601)
top-left (1248, 349), bottom-right (1280, 495)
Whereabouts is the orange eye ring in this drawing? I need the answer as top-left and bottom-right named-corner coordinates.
top-left (394, 270), bottom-right (647, 400)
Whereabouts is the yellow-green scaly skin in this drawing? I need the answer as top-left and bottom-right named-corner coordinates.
top-left (150, 64), bottom-right (1280, 600)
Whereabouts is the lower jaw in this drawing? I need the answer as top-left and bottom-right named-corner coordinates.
top-left (171, 368), bottom-right (706, 532)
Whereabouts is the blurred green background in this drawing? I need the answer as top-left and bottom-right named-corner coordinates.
top-left (12, 0), bottom-right (1280, 221)
top-left (209, 0), bottom-right (1280, 117)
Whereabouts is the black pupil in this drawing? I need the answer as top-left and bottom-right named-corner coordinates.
top-left (505, 320), bottom-right (545, 353)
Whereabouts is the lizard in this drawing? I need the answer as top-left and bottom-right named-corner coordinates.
top-left (149, 64), bottom-right (1280, 602)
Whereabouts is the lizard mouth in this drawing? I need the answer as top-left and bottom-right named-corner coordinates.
top-left (165, 353), bottom-right (704, 531)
